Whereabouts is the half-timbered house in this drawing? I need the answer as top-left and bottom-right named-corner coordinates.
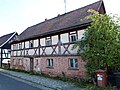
top-left (0, 32), bottom-right (18, 67)
top-left (10, 1), bottom-right (106, 78)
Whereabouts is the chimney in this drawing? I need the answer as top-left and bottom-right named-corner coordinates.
top-left (58, 14), bottom-right (60, 17)
top-left (45, 18), bottom-right (47, 21)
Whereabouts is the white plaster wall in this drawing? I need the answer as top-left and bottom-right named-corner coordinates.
top-left (25, 41), bottom-right (29, 48)
top-left (78, 30), bottom-right (85, 40)
top-left (34, 39), bottom-right (38, 47)
top-left (40, 48), bottom-right (42, 55)
top-left (22, 50), bottom-right (24, 56)
top-left (13, 51), bottom-right (16, 56)
top-left (33, 49), bottom-right (39, 55)
top-left (68, 44), bottom-right (78, 54)
top-left (61, 33), bottom-right (69, 43)
top-left (28, 49), bottom-right (34, 55)
top-left (17, 51), bottom-right (21, 56)
top-left (22, 42), bottom-right (24, 49)
top-left (54, 46), bottom-right (58, 54)
top-left (45, 47), bottom-right (53, 55)
top-left (52, 35), bottom-right (58, 45)
top-left (40, 38), bottom-right (45, 46)
top-left (14, 44), bottom-right (18, 50)
top-left (11, 45), bottom-right (13, 50)
top-left (25, 50), bottom-right (28, 55)
top-left (11, 51), bottom-right (14, 56)
top-left (61, 46), bottom-right (65, 54)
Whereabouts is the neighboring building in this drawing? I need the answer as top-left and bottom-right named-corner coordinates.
top-left (0, 32), bottom-right (18, 67)
top-left (10, 1), bottom-right (106, 78)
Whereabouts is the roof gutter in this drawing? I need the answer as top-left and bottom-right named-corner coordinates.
top-left (13, 22), bottom-right (91, 43)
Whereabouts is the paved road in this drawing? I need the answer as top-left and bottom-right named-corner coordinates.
top-left (0, 74), bottom-right (42, 90)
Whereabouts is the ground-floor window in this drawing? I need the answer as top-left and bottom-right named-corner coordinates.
top-left (69, 58), bottom-right (78, 69)
top-left (47, 58), bottom-right (53, 67)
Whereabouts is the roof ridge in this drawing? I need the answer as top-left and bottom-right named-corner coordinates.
top-left (26, 0), bottom-right (102, 29)
top-left (17, 0), bottom-right (105, 42)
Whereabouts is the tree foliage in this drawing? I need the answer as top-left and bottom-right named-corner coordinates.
top-left (73, 10), bottom-right (120, 75)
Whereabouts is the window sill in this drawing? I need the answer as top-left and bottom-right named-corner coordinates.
top-left (46, 66), bottom-right (54, 69)
top-left (68, 67), bottom-right (79, 70)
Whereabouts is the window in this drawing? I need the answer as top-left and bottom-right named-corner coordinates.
top-left (29, 40), bottom-right (34, 48)
top-left (69, 31), bottom-right (77, 42)
top-left (69, 58), bottom-right (78, 69)
top-left (47, 59), bottom-right (53, 67)
top-left (19, 43), bottom-right (22, 49)
top-left (70, 34), bottom-right (77, 42)
top-left (45, 37), bottom-right (52, 46)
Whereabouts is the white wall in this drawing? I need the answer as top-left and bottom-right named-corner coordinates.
top-left (45, 47), bottom-right (53, 55)
top-left (11, 45), bottom-right (13, 50)
top-left (52, 35), bottom-right (58, 45)
top-left (40, 38), bottom-right (45, 46)
top-left (61, 33), bottom-right (69, 43)
top-left (25, 41), bottom-right (29, 48)
top-left (34, 39), bottom-right (38, 47)
top-left (22, 42), bottom-right (24, 49)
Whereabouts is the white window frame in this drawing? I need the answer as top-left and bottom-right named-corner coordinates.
top-left (69, 58), bottom-right (78, 69)
top-left (69, 32), bottom-right (77, 42)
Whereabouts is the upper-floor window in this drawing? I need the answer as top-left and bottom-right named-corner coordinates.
top-left (47, 58), bottom-right (53, 67)
top-left (45, 37), bottom-right (52, 46)
top-left (29, 40), bottom-right (34, 48)
top-left (69, 31), bottom-right (77, 42)
top-left (13, 44), bottom-right (18, 50)
top-left (19, 43), bottom-right (22, 49)
top-left (69, 58), bottom-right (78, 69)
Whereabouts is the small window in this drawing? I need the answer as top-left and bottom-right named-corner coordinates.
top-left (46, 37), bottom-right (52, 46)
top-left (70, 34), bottom-right (77, 42)
top-left (47, 59), bottom-right (53, 67)
top-left (29, 40), bottom-right (34, 48)
top-left (69, 58), bottom-right (78, 69)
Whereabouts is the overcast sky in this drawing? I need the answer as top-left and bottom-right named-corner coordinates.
top-left (0, 0), bottom-right (120, 36)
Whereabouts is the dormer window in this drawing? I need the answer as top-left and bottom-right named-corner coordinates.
top-left (69, 31), bottom-right (77, 42)
top-left (29, 40), bottom-right (34, 48)
top-left (45, 37), bottom-right (52, 46)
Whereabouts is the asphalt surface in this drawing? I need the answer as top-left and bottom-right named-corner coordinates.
top-left (0, 73), bottom-right (42, 90)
